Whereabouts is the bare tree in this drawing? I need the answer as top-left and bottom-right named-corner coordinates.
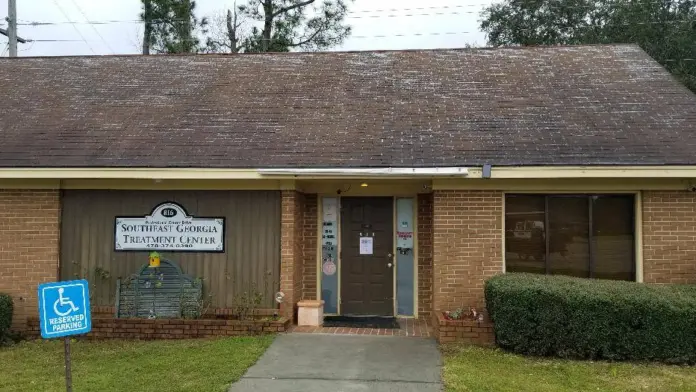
top-left (204, 0), bottom-right (352, 53)
top-left (205, 4), bottom-right (247, 53)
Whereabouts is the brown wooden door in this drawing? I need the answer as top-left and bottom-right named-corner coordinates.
top-left (340, 197), bottom-right (394, 316)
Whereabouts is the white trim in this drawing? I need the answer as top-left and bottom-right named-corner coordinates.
top-left (501, 194), bottom-right (506, 274)
top-left (337, 197), bottom-right (343, 315)
top-left (3, 165), bottom-right (696, 180)
top-left (473, 166), bottom-right (696, 179)
top-left (259, 167), bottom-right (469, 177)
top-left (0, 168), bottom-right (265, 179)
top-left (413, 196), bottom-right (419, 319)
top-left (393, 198), bottom-right (397, 317)
top-left (316, 197), bottom-right (323, 302)
top-left (635, 192), bottom-right (644, 283)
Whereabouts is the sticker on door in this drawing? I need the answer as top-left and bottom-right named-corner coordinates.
top-left (322, 260), bottom-right (337, 276)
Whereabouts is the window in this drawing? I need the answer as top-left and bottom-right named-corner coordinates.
top-left (505, 194), bottom-right (635, 281)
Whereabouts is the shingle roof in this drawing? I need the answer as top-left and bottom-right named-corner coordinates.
top-left (1, 44), bottom-right (695, 168)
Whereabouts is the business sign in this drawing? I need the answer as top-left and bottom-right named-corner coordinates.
top-left (38, 280), bottom-right (91, 339)
top-left (115, 202), bottom-right (225, 252)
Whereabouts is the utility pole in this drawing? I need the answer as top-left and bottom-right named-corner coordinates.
top-left (142, 0), bottom-right (151, 54)
top-left (8, 0), bottom-right (17, 57)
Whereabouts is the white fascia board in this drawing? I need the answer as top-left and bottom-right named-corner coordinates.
top-left (257, 167), bottom-right (470, 177)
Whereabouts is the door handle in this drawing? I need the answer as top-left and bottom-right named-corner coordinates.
top-left (387, 263), bottom-right (393, 268)
top-left (387, 253), bottom-right (393, 258)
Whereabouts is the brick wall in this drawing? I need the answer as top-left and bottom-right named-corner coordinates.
top-left (280, 190), bottom-right (318, 321)
top-left (0, 190), bottom-right (60, 331)
top-left (26, 316), bottom-right (289, 340)
top-left (302, 194), bottom-right (318, 300)
top-left (293, 192), bottom-right (304, 310)
top-left (432, 190), bottom-right (503, 313)
top-left (417, 193), bottom-right (433, 319)
top-left (642, 191), bottom-right (696, 284)
top-left (432, 312), bottom-right (494, 345)
top-left (280, 190), bottom-right (304, 321)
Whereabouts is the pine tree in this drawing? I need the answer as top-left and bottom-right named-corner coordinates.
top-left (141, 0), bottom-right (208, 54)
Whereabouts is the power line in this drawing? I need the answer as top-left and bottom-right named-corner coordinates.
top-left (16, 30), bottom-right (696, 63)
top-left (17, 14), bottom-right (695, 27)
top-left (18, 0), bottom-right (695, 26)
top-left (18, 17), bottom-right (695, 33)
top-left (52, 0), bottom-right (97, 54)
top-left (18, 18), bottom-right (179, 26)
top-left (29, 39), bottom-right (85, 42)
top-left (68, 0), bottom-right (115, 54)
top-left (17, 10), bottom-right (482, 25)
top-left (7, 32), bottom-right (696, 63)
top-left (12, 1), bottom-right (696, 58)
top-left (352, 31), bottom-right (477, 39)
top-left (348, 11), bottom-right (480, 18)
top-left (350, 4), bottom-right (493, 13)
top-left (349, 0), bottom-right (688, 13)
top-left (18, 40), bottom-right (35, 52)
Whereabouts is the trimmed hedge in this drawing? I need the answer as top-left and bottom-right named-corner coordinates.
top-left (485, 273), bottom-right (696, 364)
top-left (0, 293), bottom-right (12, 339)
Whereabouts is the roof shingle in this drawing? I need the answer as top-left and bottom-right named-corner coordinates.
top-left (1, 44), bottom-right (695, 168)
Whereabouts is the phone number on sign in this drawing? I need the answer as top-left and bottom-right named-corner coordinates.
top-left (143, 243), bottom-right (195, 249)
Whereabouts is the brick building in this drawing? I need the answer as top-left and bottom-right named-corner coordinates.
top-left (1, 45), bottom-right (696, 339)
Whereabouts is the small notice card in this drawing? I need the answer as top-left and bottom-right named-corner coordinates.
top-left (359, 237), bottom-right (373, 255)
top-left (324, 198), bottom-right (338, 221)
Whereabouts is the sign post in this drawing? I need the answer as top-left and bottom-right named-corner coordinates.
top-left (64, 337), bottom-right (72, 391)
top-left (38, 280), bottom-right (92, 392)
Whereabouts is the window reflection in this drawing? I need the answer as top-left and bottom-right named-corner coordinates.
top-left (593, 196), bottom-right (634, 280)
top-left (505, 194), bottom-right (634, 281)
top-left (548, 196), bottom-right (589, 278)
top-left (505, 196), bottom-right (545, 274)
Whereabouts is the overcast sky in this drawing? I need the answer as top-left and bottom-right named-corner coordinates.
top-left (0, 0), bottom-right (492, 56)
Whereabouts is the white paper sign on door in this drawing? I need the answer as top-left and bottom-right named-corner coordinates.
top-left (359, 237), bottom-right (373, 255)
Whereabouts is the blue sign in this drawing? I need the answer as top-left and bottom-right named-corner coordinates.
top-left (38, 280), bottom-right (91, 339)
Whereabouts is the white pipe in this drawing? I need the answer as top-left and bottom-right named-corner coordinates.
top-left (257, 167), bottom-right (469, 177)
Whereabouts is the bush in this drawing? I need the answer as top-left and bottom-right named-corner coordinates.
top-left (485, 273), bottom-right (696, 364)
top-left (0, 293), bottom-right (12, 339)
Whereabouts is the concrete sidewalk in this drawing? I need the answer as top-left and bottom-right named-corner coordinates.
top-left (229, 334), bottom-right (442, 392)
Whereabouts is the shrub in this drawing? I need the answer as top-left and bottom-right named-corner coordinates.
top-left (485, 273), bottom-right (696, 364)
top-left (0, 293), bottom-right (12, 339)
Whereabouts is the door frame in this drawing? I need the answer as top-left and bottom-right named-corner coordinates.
top-left (316, 194), bottom-right (420, 318)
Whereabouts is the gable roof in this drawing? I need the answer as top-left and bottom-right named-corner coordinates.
top-left (0, 44), bottom-right (695, 168)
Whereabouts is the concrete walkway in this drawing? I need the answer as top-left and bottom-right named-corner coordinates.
top-left (229, 334), bottom-right (443, 392)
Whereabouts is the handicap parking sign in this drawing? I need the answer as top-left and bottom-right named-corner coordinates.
top-left (38, 280), bottom-right (91, 339)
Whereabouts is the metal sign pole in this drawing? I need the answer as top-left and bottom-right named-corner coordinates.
top-left (64, 337), bottom-right (73, 392)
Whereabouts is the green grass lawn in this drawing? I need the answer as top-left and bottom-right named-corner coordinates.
top-left (443, 345), bottom-right (696, 392)
top-left (0, 336), bottom-right (274, 392)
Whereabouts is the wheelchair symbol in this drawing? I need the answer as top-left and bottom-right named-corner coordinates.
top-left (53, 287), bottom-right (80, 317)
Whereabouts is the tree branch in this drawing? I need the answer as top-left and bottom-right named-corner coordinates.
top-left (226, 9), bottom-right (238, 53)
top-left (208, 38), bottom-right (232, 50)
top-left (272, 0), bottom-right (315, 18)
top-left (288, 26), bottom-right (324, 47)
